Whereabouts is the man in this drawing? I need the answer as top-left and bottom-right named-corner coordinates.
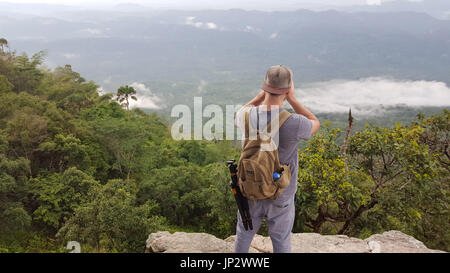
top-left (234, 65), bottom-right (320, 253)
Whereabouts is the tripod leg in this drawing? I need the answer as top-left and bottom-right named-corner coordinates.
top-left (238, 196), bottom-right (253, 231)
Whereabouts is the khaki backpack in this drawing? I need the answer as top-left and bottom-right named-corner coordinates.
top-left (238, 108), bottom-right (292, 201)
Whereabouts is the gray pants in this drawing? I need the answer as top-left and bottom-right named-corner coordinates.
top-left (234, 196), bottom-right (295, 253)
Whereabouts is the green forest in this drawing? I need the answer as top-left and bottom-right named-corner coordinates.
top-left (0, 45), bottom-right (449, 253)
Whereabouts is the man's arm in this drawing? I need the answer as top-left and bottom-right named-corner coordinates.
top-left (286, 83), bottom-right (320, 134)
top-left (244, 90), bottom-right (265, 107)
top-left (235, 90), bottom-right (265, 129)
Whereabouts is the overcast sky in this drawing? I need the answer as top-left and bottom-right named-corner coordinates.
top-left (0, 0), bottom-right (426, 9)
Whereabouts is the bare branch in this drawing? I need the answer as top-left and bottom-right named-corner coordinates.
top-left (340, 108), bottom-right (354, 172)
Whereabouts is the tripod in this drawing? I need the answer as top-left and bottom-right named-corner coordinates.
top-left (226, 159), bottom-right (253, 231)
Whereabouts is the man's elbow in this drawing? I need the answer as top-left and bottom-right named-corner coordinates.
top-left (311, 119), bottom-right (320, 135)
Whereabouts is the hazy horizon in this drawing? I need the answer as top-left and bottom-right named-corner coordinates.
top-left (0, 0), bottom-right (428, 10)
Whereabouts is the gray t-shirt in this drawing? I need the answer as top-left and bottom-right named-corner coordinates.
top-left (236, 105), bottom-right (313, 202)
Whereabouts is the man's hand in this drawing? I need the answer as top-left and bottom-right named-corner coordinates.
top-left (286, 82), bottom-right (295, 103)
top-left (285, 82), bottom-right (321, 134)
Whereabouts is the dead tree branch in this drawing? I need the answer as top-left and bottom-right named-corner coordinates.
top-left (340, 108), bottom-right (354, 172)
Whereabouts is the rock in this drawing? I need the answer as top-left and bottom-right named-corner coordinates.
top-left (290, 233), bottom-right (371, 253)
top-left (225, 233), bottom-right (370, 253)
top-left (367, 240), bottom-right (381, 253)
top-left (146, 231), bottom-right (259, 253)
top-left (225, 234), bottom-right (273, 253)
top-left (364, 230), bottom-right (445, 253)
top-left (146, 230), bottom-right (445, 253)
top-left (146, 231), bottom-right (234, 253)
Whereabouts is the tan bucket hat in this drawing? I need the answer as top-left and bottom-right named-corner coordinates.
top-left (261, 65), bottom-right (293, 95)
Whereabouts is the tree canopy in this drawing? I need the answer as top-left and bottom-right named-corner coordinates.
top-left (0, 46), bottom-right (448, 252)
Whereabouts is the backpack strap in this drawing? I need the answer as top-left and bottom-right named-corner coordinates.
top-left (244, 107), bottom-right (261, 139)
top-left (262, 110), bottom-right (292, 138)
top-left (244, 108), bottom-right (291, 139)
top-left (244, 110), bottom-right (251, 139)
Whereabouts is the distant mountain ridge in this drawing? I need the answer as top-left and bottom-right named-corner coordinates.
top-left (1, 3), bottom-right (449, 111)
top-left (346, 0), bottom-right (450, 19)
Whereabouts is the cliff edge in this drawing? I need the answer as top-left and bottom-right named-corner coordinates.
top-left (145, 230), bottom-right (445, 253)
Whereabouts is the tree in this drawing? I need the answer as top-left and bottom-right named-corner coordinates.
top-left (115, 85), bottom-right (137, 111)
top-left (295, 119), bottom-right (440, 237)
top-left (92, 117), bottom-right (149, 181)
top-left (139, 163), bottom-right (212, 227)
top-left (57, 179), bottom-right (166, 252)
top-left (27, 167), bottom-right (97, 231)
top-left (0, 38), bottom-right (8, 52)
top-left (201, 163), bottom-right (238, 237)
top-left (0, 75), bottom-right (13, 94)
top-left (175, 140), bottom-right (206, 165)
top-left (0, 133), bottom-right (31, 236)
top-left (295, 124), bottom-right (373, 234)
top-left (11, 51), bottom-right (45, 93)
top-left (40, 65), bottom-right (100, 115)
top-left (37, 134), bottom-right (91, 173)
top-left (6, 111), bottom-right (48, 169)
top-left (416, 110), bottom-right (449, 168)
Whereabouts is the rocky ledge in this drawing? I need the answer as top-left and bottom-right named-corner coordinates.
top-left (146, 230), bottom-right (445, 253)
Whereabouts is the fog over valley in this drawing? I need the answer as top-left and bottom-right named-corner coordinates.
top-left (296, 78), bottom-right (450, 115)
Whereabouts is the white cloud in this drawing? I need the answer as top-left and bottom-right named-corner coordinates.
top-left (269, 32), bottom-right (278, 39)
top-left (97, 86), bottom-right (107, 95)
top-left (294, 77), bottom-right (450, 115)
top-left (81, 28), bottom-right (103, 35)
top-left (128, 82), bottom-right (164, 110)
top-left (206, 22), bottom-right (218, 30)
top-left (197, 80), bottom-right (208, 93)
top-left (185, 16), bottom-right (196, 23)
top-left (244, 25), bottom-right (261, 32)
top-left (194, 22), bottom-right (204, 28)
top-left (61, 53), bottom-right (78, 59)
top-left (185, 16), bottom-right (220, 30)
